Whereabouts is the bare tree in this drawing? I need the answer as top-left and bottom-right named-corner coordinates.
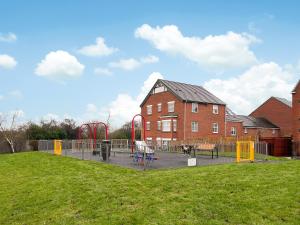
top-left (0, 112), bottom-right (19, 153)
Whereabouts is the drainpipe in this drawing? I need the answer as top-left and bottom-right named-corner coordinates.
top-left (184, 101), bottom-right (187, 141)
top-left (224, 105), bottom-right (227, 138)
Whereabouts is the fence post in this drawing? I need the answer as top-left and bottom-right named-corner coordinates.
top-left (143, 145), bottom-right (146, 171)
top-left (250, 141), bottom-right (255, 162)
top-left (236, 141), bottom-right (240, 163)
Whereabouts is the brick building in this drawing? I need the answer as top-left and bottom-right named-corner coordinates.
top-left (140, 79), bottom-right (297, 146)
top-left (249, 97), bottom-right (292, 137)
top-left (140, 79), bottom-right (226, 146)
top-left (292, 80), bottom-right (300, 142)
top-left (226, 114), bottom-right (279, 138)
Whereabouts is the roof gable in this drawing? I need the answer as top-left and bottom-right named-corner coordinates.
top-left (140, 79), bottom-right (226, 107)
top-left (249, 96), bottom-right (292, 115)
top-left (292, 80), bottom-right (300, 93)
top-left (273, 97), bottom-right (292, 107)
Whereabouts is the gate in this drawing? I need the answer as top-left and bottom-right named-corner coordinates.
top-left (236, 141), bottom-right (254, 162)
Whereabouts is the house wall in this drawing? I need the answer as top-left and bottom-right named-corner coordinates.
top-left (184, 103), bottom-right (226, 139)
top-left (226, 121), bottom-right (244, 137)
top-left (141, 90), bottom-right (226, 141)
top-left (292, 84), bottom-right (300, 142)
top-left (246, 127), bottom-right (280, 138)
top-left (141, 91), bottom-right (183, 141)
top-left (250, 97), bottom-right (292, 137)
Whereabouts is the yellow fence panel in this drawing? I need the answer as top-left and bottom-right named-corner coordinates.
top-left (236, 141), bottom-right (254, 163)
top-left (54, 140), bottom-right (62, 155)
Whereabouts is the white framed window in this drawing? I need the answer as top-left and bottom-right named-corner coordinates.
top-left (146, 121), bottom-right (151, 131)
top-left (212, 105), bottom-right (219, 114)
top-left (192, 103), bottom-right (198, 113)
top-left (173, 120), bottom-right (177, 132)
top-left (162, 120), bottom-right (171, 132)
top-left (212, 123), bottom-right (219, 133)
top-left (168, 101), bottom-right (175, 113)
top-left (244, 128), bottom-right (248, 134)
top-left (157, 121), bottom-right (161, 131)
top-left (157, 103), bottom-right (162, 112)
top-left (272, 129), bottom-right (276, 134)
top-left (146, 137), bottom-right (152, 145)
top-left (191, 121), bottom-right (198, 132)
top-left (146, 105), bottom-right (152, 115)
top-left (231, 127), bottom-right (237, 136)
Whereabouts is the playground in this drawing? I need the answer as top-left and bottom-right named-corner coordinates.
top-left (37, 116), bottom-right (271, 170)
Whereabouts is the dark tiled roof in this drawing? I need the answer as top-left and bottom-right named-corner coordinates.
top-left (226, 115), bottom-right (279, 128)
top-left (273, 97), bottom-right (292, 107)
top-left (159, 79), bottom-right (226, 105)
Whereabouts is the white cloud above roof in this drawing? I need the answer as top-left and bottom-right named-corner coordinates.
top-left (135, 24), bottom-right (259, 70)
top-left (35, 50), bottom-right (84, 78)
top-left (78, 36), bottom-right (118, 57)
top-left (204, 62), bottom-right (295, 115)
top-left (84, 72), bottom-right (164, 128)
top-left (0, 54), bottom-right (17, 69)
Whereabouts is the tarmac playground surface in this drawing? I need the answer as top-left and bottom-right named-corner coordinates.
top-left (59, 149), bottom-right (235, 170)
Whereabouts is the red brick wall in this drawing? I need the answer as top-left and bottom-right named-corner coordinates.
top-left (141, 91), bottom-right (226, 141)
top-left (246, 128), bottom-right (279, 138)
top-left (225, 121), bottom-right (279, 138)
top-left (184, 103), bottom-right (225, 139)
top-left (249, 97), bottom-right (292, 137)
top-left (292, 84), bottom-right (300, 142)
top-left (141, 91), bottom-right (183, 141)
top-left (226, 121), bottom-right (244, 137)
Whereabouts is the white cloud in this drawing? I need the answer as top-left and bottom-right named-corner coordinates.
top-left (84, 72), bottom-right (164, 128)
top-left (35, 50), bottom-right (84, 78)
top-left (109, 55), bottom-right (159, 71)
top-left (204, 62), bottom-right (295, 115)
top-left (94, 67), bottom-right (113, 76)
top-left (78, 36), bottom-right (118, 57)
top-left (0, 54), bottom-right (17, 69)
top-left (137, 72), bottom-right (164, 102)
top-left (135, 24), bottom-right (259, 70)
top-left (109, 58), bottom-right (140, 70)
top-left (0, 95), bottom-right (3, 101)
top-left (0, 32), bottom-right (17, 42)
top-left (108, 72), bottom-right (163, 127)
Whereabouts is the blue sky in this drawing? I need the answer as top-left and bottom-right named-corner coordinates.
top-left (0, 0), bottom-right (299, 128)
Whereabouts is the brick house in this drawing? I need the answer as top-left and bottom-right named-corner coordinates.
top-left (140, 79), bottom-right (226, 146)
top-left (226, 114), bottom-right (279, 138)
top-left (140, 79), bottom-right (298, 147)
top-left (292, 80), bottom-right (300, 143)
top-left (249, 97), bottom-right (292, 137)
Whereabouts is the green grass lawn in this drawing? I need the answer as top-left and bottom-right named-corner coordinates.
top-left (0, 152), bottom-right (299, 225)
